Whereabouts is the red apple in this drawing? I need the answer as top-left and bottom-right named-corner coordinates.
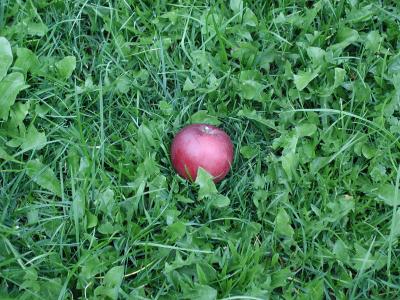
top-left (171, 124), bottom-right (234, 183)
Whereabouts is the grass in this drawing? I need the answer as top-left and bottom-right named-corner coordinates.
top-left (1, 0), bottom-right (400, 299)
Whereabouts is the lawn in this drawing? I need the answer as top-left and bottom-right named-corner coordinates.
top-left (1, 0), bottom-right (400, 299)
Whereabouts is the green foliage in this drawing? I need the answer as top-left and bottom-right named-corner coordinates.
top-left (275, 207), bottom-right (294, 238)
top-left (26, 159), bottom-right (61, 197)
top-left (293, 67), bottom-right (320, 91)
top-left (21, 124), bottom-right (47, 151)
top-left (55, 56), bottom-right (76, 80)
top-left (94, 266), bottom-right (124, 300)
top-left (0, 37), bottom-right (12, 80)
top-left (195, 168), bottom-right (231, 209)
top-left (1, 0), bottom-right (400, 299)
top-left (0, 72), bottom-right (28, 120)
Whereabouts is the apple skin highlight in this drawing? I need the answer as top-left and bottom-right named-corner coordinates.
top-left (171, 124), bottom-right (234, 183)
